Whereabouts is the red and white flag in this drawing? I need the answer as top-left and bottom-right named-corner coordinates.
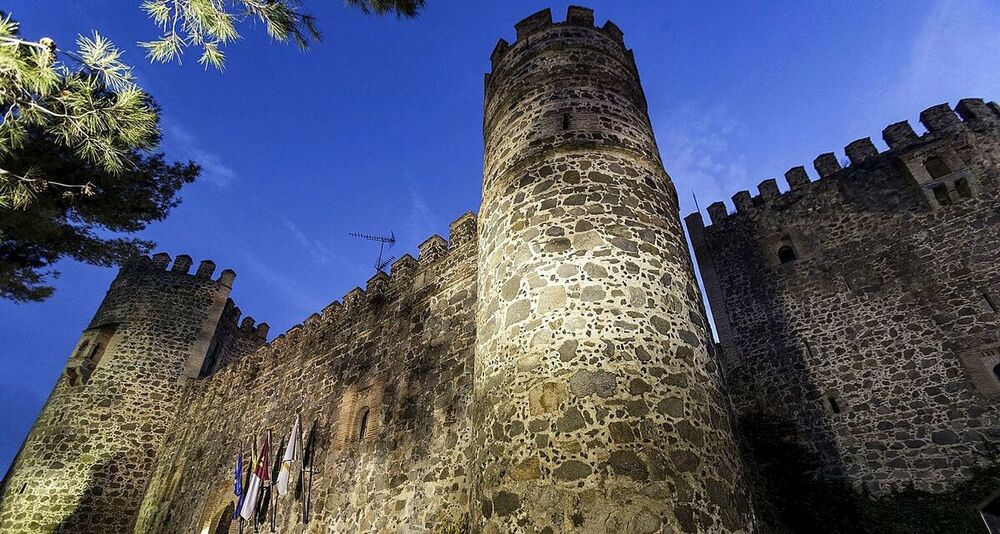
top-left (238, 434), bottom-right (271, 521)
top-left (276, 415), bottom-right (300, 496)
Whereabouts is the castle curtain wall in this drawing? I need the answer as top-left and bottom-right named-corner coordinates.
top-left (134, 215), bottom-right (479, 534)
top-left (687, 100), bottom-right (1000, 495)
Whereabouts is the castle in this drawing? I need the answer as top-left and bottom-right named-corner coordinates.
top-left (1, 6), bottom-right (998, 533)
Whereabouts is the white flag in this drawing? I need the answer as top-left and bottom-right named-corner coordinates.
top-left (276, 415), bottom-right (300, 496)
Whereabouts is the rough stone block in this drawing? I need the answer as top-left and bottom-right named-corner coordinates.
top-left (732, 190), bottom-right (753, 212)
top-left (920, 103), bottom-right (960, 133)
top-left (813, 152), bottom-right (842, 177)
top-left (757, 178), bottom-right (780, 200)
top-left (845, 138), bottom-right (879, 164)
top-left (882, 121), bottom-right (919, 149)
top-left (784, 167), bottom-right (810, 191)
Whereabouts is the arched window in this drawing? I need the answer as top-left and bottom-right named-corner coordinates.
top-left (213, 503), bottom-right (234, 534)
top-left (924, 156), bottom-right (951, 180)
top-left (993, 363), bottom-right (1000, 383)
top-left (778, 245), bottom-right (797, 264)
top-left (358, 408), bottom-right (370, 441)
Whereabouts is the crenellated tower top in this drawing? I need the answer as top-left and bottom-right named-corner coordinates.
top-left (482, 6), bottom-right (658, 196)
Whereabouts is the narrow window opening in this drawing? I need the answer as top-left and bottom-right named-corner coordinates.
top-left (924, 156), bottom-right (951, 180)
top-left (955, 177), bottom-right (972, 198)
top-left (66, 367), bottom-right (82, 387)
top-left (199, 340), bottom-right (222, 378)
top-left (358, 408), bottom-right (370, 441)
top-left (88, 343), bottom-right (103, 363)
top-left (778, 245), bottom-right (797, 264)
top-left (562, 113), bottom-right (570, 130)
top-left (804, 340), bottom-right (819, 358)
top-left (826, 395), bottom-right (842, 414)
top-left (18, 483), bottom-right (27, 494)
top-left (993, 364), bottom-right (1000, 383)
top-left (932, 185), bottom-right (951, 206)
top-left (70, 324), bottom-right (116, 385)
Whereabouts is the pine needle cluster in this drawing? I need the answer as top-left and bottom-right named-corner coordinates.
top-left (139, 0), bottom-right (424, 70)
top-left (0, 15), bottom-right (158, 209)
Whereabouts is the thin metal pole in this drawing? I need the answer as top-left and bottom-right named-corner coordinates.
top-left (271, 434), bottom-right (280, 533)
top-left (305, 425), bottom-right (314, 525)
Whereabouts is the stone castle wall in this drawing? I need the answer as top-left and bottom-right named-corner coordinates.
top-left (474, 8), bottom-right (749, 533)
top-left (6, 6), bottom-right (1000, 534)
top-left (0, 255), bottom-right (256, 533)
top-left (686, 99), bottom-right (1000, 494)
top-left (133, 213), bottom-right (479, 534)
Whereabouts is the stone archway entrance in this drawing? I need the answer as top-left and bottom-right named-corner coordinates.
top-left (212, 503), bottom-right (234, 534)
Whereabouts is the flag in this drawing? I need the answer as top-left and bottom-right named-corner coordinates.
top-left (276, 416), bottom-right (300, 496)
top-left (232, 441), bottom-right (244, 519)
top-left (239, 434), bottom-right (270, 521)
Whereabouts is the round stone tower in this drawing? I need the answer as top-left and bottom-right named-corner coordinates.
top-left (0, 254), bottom-right (241, 534)
top-left (473, 7), bottom-right (750, 533)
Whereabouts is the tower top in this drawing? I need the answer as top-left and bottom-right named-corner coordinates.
top-left (488, 6), bottom-right (626, 72)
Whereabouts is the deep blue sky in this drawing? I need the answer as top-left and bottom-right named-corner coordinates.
top-left (2, 1), bottom-right (997, 476)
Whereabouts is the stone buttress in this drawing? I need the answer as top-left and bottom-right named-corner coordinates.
top-left (0, 255), bottom-right (264, 533)
top-left (472, 7), bottom-right (751, 533)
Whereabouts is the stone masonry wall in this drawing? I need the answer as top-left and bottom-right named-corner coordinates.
top-left (0, 255), bottom-right (245, 533)
top-left (473, 8), bottom-right (750, 533)
top-left (686, 99), bottom-right (1000, 495)
top-left (134, 213), bottom-right (479, 534)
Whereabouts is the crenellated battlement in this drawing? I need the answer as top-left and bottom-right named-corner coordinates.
top-left (218, 298), bottom-right (269, 341)
top-left (126, 251), bottom-right (237, 287)
top-left (487, 6), bottom-right (626, 73)
top-left (262, 211), bottom-right (479, 354)
top-left (690, 98), bottom-right (1000, 228)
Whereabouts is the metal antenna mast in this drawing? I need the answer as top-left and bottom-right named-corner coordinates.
top-left (349, 231), bottom-right (397, 273)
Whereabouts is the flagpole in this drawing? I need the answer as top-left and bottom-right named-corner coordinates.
top-left (271, 433), bottom-right (280, 533)
top-left (235, 439), bottom-right (244, 534)
top-left (306, 429), bottom-right (314, 526)
top-left (299, 417), bottom-right (306, 525)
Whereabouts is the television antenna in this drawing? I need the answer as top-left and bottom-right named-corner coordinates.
top-left (349, 231), bottom-right (396, 273)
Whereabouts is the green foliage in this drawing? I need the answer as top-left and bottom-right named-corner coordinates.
top-left (0, 129), bottom-right (198, 301)
top-left (346, 0), bottom-right (426, 17)
top-left (0, 15), bottom-right (159, 209)
top-left (1, 1), bottom-right (426, 301)
top-left (140, 0), bottom-right (425, 70)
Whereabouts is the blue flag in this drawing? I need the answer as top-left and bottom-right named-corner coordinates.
top-left (233, 441), bottom-right (244, 519)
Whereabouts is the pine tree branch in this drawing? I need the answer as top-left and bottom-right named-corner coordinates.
top-left (0, 167), bottom-right (95, 191)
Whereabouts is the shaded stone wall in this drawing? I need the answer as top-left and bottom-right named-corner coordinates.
top-left (687, 99), bottom-right (1000, 494)
top-left (133, 213), bottom-right (479, 534)
top-left (0, 255), bottom-right (250, 533)
top-left (473, 7), bottom-right (750, 533)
